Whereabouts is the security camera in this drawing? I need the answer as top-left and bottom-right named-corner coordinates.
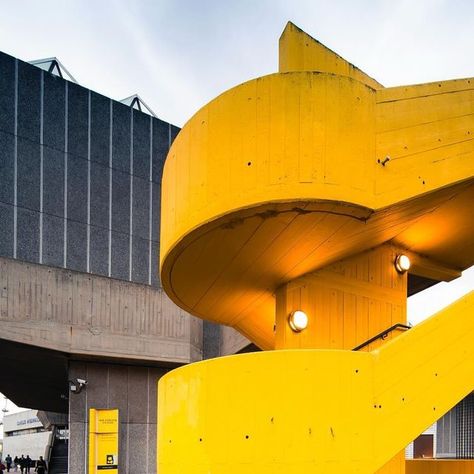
top-left (69, 378), bottom-right (88, 394)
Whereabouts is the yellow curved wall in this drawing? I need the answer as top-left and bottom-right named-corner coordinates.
top-left (158, 21), bottom-right (474, 474)
top-left (160, 71), bottom-right (376, 269)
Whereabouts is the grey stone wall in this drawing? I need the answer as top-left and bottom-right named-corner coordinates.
top-left (0, 51), bottom-right (179, 287)
top-left (69, 361), bottom-right (167, 474)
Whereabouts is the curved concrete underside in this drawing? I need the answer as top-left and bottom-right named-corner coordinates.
top-left (160, 67), bottom-right (474, 349)
top-left (163, 181), bottom-right (474, 349)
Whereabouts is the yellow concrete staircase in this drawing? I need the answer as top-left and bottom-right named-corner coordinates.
top-left (158, 292), bottom-right (473, 473)
top-left (157, 22), bottom-right (474, 473)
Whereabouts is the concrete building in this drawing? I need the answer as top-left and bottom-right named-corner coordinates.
top-left (0, 51), bottom-right (249, 474)
top-left (2, 410), bottom-right (51, 462)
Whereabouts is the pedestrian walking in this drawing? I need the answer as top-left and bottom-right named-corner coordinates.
top-left (34, 457), bottom-right (47, 474)
top-left (18, 456), bottom-right (25, 474)
top-left (4, 456), bottom-right (12, 473)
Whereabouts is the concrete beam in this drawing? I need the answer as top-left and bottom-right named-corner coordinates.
top-left (0, 257), bottom-right (202, 364)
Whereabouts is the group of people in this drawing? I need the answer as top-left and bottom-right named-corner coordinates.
top-left (0, 455), bottom-right (47, 473)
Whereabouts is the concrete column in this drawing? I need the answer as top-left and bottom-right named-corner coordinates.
top-left (68, 360), bottom-right (168, 474)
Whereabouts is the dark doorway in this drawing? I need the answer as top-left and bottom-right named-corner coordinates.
top-left (413, 434), bottom-right (434, 459)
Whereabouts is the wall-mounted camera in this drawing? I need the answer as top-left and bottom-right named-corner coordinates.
top-left (69, 378), bottom-right (88, 394)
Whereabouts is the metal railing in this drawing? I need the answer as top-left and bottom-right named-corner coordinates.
top-left (352, 323), bottom-right (411, 351)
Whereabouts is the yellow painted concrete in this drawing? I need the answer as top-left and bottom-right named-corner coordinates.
top-left (160, 31), bottom-right (474, 346)
top-left (279, 21), bottom-right (383, 89)
top-left (158, 21), bottom-right (474, 474)
top-left (275, 244), bottom-right (407, 350)
top-left (158, 291), bottom-right (474, 473)
top-left (275, 243), bottom-right (409, 471)
top-left (406, 460), bottom-right (474, 474)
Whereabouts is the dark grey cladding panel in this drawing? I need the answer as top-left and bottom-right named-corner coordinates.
top-left (90, 224), bottom-right (108, 276)
top-left (90, 92), bottom-right (110, 166)
top-left (0, 53), bottom-right (15, 135)
top-left (66, 219), bottom-right (87, 272)
top-left (128, 424), bottom-right (148, 470)
top-left (69, 422), bottom-right (86, 474)
top-left (0, 131), bottom-right (14, 205)
top-left (132, 110), bottom-right (150, 179)
top-left (127, 366), bottom-right (148, 423)
top-left (17, 61), bottom-right (41, 143)
top-left (0, 202), bottom-right (14, 257)
top-left (67, 83), bottom-right (89, 159)
top-left (90, 160), bottom-right (109, 229)
top-left (17, 206), bottom-right (40, 262)
top-left (111, 168), bottom-right (130, 234)
top-left (17, 137), bottom-right (40, 211)
top-left (132, 236), bottom-right (149, 284)
top-left (147, 367), bottom-right (167, 425)
top-left (68, 361), bottom-right (87, 423)
top-left (150, 241), bottom-right (159, 287)
top-left (111, 230), bottom-right (129, 280)
top-left (43, 146), bottom-right (65, 217)
top-left (147, 423), bottom-right (157, 473)
top-left (67, 154), bottom-right (88, 223)
top-left (112, 102), bottom-right (131, 173)
top-left (86, 364), bottom-right (110, 408)
top-left (132, 176), bottom-right (149, 240)
top-left (203, 321), bottom-right (221, 359)
top-left (43, 73), bottom-right (66, 151)
top-left (170, 124), bottom-right (180, 144)
top-left (108, 365), bottom-right (129, 419)
top-left (151, 182), bottom-right (161, 243)
top-left (43, 213), bottom-right (64, 267)
top-left (118, 423), bottom-right (127, 473)
top-left (151, 118), bottom-right (168, 183)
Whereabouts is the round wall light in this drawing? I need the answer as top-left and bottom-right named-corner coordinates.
top-left (394, 254), bottom-right (411, 273)
top-left (288, 310), bottom-right (308, 332)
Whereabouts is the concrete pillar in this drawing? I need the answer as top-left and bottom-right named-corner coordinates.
top-left (68, 360), bottom-right (168, 474)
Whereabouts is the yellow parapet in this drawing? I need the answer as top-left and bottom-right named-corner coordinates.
top-left (158, 292), bottom-right (474, 473)
top-left (279, 21), bottom-right (383, 88)
top-left (158, 21), bottom-right (474, 474)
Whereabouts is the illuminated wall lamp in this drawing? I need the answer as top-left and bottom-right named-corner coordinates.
top-left (394, 254), bottom-right (411, 273)
top-left (288, 310), bottom-right (308, 332)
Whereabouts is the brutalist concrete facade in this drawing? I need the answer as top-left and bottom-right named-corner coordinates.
top-left (0, 51), bottom-right (178, 285)
top-left (0, 51), bottom-right (204, 474)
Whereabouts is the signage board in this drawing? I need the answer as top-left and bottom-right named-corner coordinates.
top-left (88, 409), bottom-right (119, 473)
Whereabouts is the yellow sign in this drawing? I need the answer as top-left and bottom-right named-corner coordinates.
top-left (89, 408), bottom-right (119, 473)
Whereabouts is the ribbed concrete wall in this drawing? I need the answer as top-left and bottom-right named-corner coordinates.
top-left (0, 256), bottom-right (202, 363)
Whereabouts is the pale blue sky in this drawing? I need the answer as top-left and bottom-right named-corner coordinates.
top-left (0, 1), bottom-right (473, 415)
top-left (1, 0), bottom-right (474, 126)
